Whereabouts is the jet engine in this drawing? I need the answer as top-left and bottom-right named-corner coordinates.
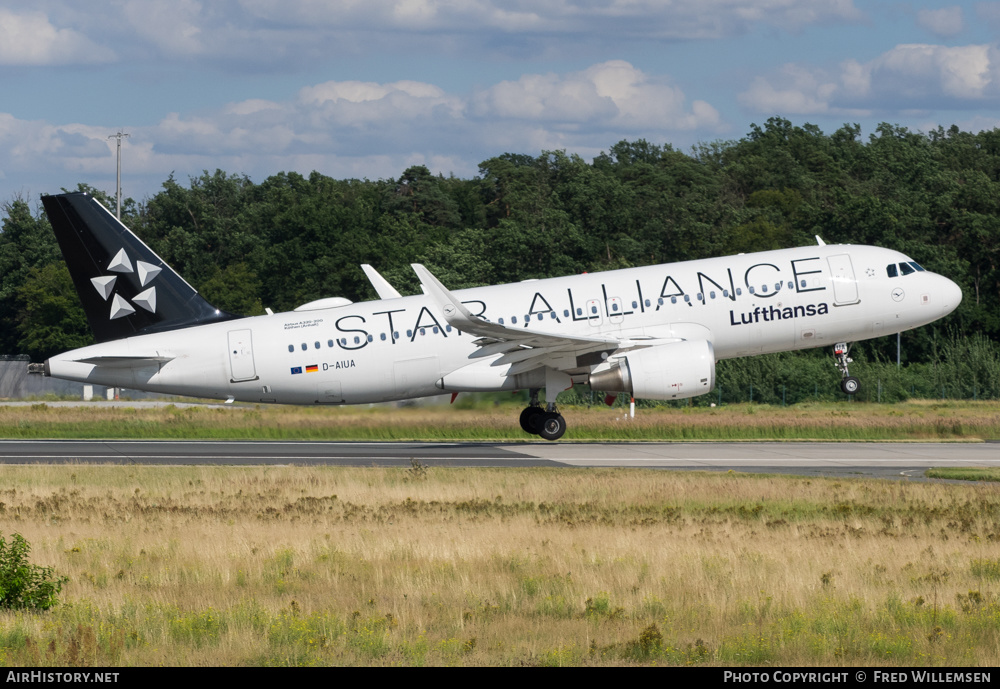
top-left (588, 340), bottom-right (715, 401)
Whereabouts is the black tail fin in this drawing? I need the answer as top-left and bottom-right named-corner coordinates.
top-left (42, 192), bottom-right (238, 343)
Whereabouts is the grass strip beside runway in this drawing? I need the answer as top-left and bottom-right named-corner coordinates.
top-left (0, 465), bottom-right (997, 666)
top-left (2, 399), bottom-right (1000, 441)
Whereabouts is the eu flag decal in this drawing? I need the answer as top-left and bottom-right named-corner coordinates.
top-left (306, 365), bottom-right (319, 373)
top-left (290, 366), bottom-right (303, 375)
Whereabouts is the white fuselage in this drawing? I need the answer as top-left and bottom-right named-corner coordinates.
top-left (46, 244), bottom-right (962, 404)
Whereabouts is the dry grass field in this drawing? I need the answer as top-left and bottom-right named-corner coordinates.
top-left (0, 465), bottom-right (997, 666)
top-left (3, 398), bottom-right (1000, 441)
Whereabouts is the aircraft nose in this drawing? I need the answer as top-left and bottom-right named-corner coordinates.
top-left (940, 276), bottom-right (962, 316)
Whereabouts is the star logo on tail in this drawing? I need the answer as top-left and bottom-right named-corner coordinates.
top-left (90, 248), bottom-right (161, 320)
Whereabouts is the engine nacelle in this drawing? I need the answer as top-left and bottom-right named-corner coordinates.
top-left (588, 340), bottom-right (715, 401)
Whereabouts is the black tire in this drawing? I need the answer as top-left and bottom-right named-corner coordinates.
top-left (841, 376), bottom-right (860, 395)
top-left (537, 412), bottom-right (566, 441)
top-left (519, 406), bottom-right (544, 434)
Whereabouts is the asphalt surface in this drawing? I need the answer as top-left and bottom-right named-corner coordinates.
top-left (0, 440), bottom-right (997, 479)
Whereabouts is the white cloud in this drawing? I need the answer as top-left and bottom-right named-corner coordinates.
top-left (0, 62), bottom-right (727, 200)
top-left (473, 61), bottom-right (722, 131)
top-left (120, 0), bottom-right (205, 56)
top-left (0, 9), bottom-right (114, 65)
top-left (916, 6), bottom-right (964, 39)
top-left (739, 43), bottom-right (1000, 115)
top-left (7, 0), bottom-right (864, 70)
top-left (239, 0), bottom-right (864, 35)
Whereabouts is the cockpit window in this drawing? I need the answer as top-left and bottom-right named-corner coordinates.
top-left (886, 264), bottom-right (898, 278)
top-left (899, 262), bottom-right (916, 276)
top-left (910, 262), bottom-right (925, 272)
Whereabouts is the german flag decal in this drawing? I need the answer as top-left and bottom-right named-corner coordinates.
top-left (306, 364), bottom-right (319, 373)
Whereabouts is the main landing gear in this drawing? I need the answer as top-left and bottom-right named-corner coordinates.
top-left (834, 342), bottom-right (861, 395)
top-left (519, 389), bottom-right (566, 441)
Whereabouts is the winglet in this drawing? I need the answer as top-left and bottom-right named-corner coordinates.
top-left (411, 264), bottom-right (479, 330)
top-left (361, 264), bottom-right (402, 300)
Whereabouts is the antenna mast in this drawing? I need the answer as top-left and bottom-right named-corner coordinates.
top-left (107, 130), bottom-right (130, 220)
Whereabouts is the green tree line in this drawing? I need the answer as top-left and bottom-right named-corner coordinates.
top-left (3, 119), bottom-right (999, 398)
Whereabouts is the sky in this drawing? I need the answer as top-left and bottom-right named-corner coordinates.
top-left (2, 1), bottom-right (1000, 206)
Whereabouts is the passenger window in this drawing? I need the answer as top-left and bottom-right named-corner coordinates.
top-left (710, 291), bottom-right (716, 299)
top-left (775, 283), bottom-right (781, 291)
top-left (684, 295), bottom-right (690, 302)
top-left (380, 333), bottom-right (386, 341)
top-left (787, 281), bottom-right (793, 289)
top-left (393, 331), bottom-right (399, 340)
top-left (537, 314), bottom-right (543, 321)
top-left (576, 308), bottom-right (583, 316)
top-left (419, 328), bottom-right (426, 336)
top-left (736, 288), bottom-right (742, 296)
top-left (611, 303), bottom-right (619, 312)
top-left (432, 327), bottom-right (439, 334)
top-left (590, 306), bottom-right (597, 314)
top-left (300, 343), bottom-right (307, 351)
top-left (287, 345), bottom-right (294, 353)
top-left (722, 290), bottom-right (729, 298)
top-left (761, 285), bottom-right (768, 293)
top-left (563, 310), bottom-right (570, 317)
top-left (658, 298), bottom-right (664, 306)
top-left (670, 296), bottom-right (677, 304)
top-left (550, 312), bottom-right (556, 319)
top-left (696, 293), bottom-right (703, 301)
top-left (749, 287), bottom-right (755, 295)
top-left (899, 262), bottom-right (915, 276)
top-left (800, 280), bottom-right (807, 288)
top-left (446, 325), bottom-right (452, 332)
top-left (327, 339), bottom-right (334, 348)
top-left (314, 342), bottom-right (320, 349)
top-left (886, 264), bottom-right (898, 278)
top-left (644, 299), bottom-right (651, 307)
top-left (406, 330), bottom-right (412, 338)
top-left (498, 318), bottom-right (504, 324)
top-left (367, 335), bottom-right (374, 342)
top-left (512, 316), bottom-right (517, 324)
top-left (631, 301), bottom-right (638, 309)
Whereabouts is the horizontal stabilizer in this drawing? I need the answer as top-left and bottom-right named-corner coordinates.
top-left (73, 355), bottom-right (174, 368)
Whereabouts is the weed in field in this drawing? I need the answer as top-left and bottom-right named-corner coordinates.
top-left (970, 558), bottom-right (1000, 580)
top-left (0, 533), bottom-right (68, 611)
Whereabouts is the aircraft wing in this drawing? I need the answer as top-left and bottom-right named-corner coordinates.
top-left (412, 264), bottom-right (624, 374)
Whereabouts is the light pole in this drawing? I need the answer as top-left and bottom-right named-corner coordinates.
top-left (107, 130), bottom-right (130, 220)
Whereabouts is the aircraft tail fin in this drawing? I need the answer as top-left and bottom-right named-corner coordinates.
top-left (41, 192), bottom-right (238, 343)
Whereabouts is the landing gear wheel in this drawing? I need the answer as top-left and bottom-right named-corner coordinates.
top-left (833, 343), bottom-right (859, 396)
top-left (519, 406), bottom-right (545, 435)
top-left (537, 412), bottom-right (566, 441)
top-left (840, 376), bottom-right (860, 395)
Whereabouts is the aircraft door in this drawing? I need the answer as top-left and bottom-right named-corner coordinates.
top-left (827, 254), bottom-right (860, 305)
top-left (228, 329), bottom-right (258, 382)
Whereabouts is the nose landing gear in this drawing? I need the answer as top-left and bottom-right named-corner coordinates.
top-left (834, 342), bottom-right (860, 395)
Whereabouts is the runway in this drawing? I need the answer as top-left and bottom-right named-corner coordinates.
top-left (0, 440), bottom-right (997, 479)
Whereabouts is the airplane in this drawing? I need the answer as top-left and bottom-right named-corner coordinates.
top-left (34, 192), bottom-right (962, 440)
